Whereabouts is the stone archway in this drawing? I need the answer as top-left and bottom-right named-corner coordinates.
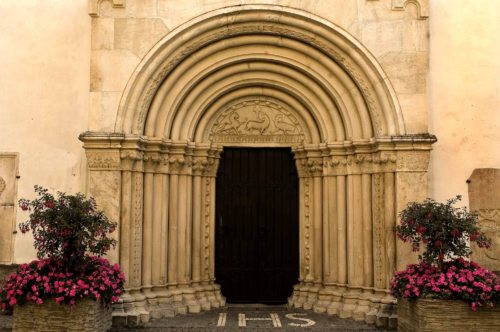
top-left (80, 5), bottom-right (436, 327)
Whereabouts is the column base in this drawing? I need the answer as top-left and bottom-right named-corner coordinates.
top-left (112, 283), bottom-right (226, 327)
top-left (287, 282), bottom-right (396, 329)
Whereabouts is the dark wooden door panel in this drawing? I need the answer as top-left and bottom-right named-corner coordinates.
top-left (215, 148), bottom-right (299, 304)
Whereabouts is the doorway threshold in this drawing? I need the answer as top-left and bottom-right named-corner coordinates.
top-left (225, 303), bottom-right (289, 311)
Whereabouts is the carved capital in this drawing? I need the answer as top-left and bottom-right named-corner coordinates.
top-left (120, 150), bottom-right (143, 171)
top-left (307, 159), bottom-right (324, 177)
top-left (167, 156), bottom-right (188, 175)
top-left (203, 148), bottom-right (222, 177)
top-left (143, 153), bottom-right (161, 172)
top-left (192, 156), bottom-right (209, 176)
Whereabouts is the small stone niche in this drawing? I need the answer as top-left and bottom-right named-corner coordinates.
top-left (468, 168), bottom-right (500, 272)
top-left (0, 153), bottom-right (19, 264)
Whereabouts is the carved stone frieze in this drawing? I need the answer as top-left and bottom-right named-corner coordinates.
top-left (322, 151), bottom-right (398, 176)
top-left (87, 150), bottom-right (121, 170)
top-left (209, 99), bottom-right (305, 144)
top-left (0, 177), bottom-right (5, 198)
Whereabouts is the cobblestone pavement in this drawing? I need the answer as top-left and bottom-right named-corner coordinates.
top-left (1, 305), bottom-right (390, 331)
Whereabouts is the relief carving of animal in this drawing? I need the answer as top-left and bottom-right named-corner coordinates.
top-left (214, 112), bottom-right (243, 134)
top-left (272, 114), bottom-right (297, 134)
top-left (245, 110), bottom-right (270, 134)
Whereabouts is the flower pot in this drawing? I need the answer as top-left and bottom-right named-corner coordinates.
top-left (13, 298), bottom-right (112, 332)
top-left (397, 298), bottom-right (500, 332)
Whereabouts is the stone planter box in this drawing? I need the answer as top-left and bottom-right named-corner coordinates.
top-left (13, 299), bottom-right (112, 332)
top-left (397, 298), bottom-right (500, 332)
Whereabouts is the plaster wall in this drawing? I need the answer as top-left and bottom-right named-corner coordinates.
top-left (428, 0), bottom-right (500, 203)
top-left (0, 0), bottom-right (91, 263)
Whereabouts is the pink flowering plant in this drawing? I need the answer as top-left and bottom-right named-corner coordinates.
top-left (0, 186), bottom-right (125, 314)
top-left (391, 196), bottom-right (499, 310)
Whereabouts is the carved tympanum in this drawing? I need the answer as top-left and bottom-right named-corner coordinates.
top-left (209, 100), bottom-right (304, 144)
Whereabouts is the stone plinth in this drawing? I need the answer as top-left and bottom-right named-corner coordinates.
top-left (13, 299), bottom-right (112, 332)
top-left (397, 298), bottom-right (500, 332)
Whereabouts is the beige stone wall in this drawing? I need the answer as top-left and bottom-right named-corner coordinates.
top-left (89, 0), bottom-right (428, 134)
top-left (0, 0), bottom-right (91, 263)
top-left (428, 0), bottom-right (500, 203)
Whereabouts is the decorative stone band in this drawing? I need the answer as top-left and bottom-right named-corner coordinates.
top-left (80, 132), bottom-right (222, 176)
top-left (80, 132), bottom-right (435, 175)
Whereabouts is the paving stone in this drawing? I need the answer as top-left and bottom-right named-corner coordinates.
top-left (0, 305), bottom-right (389, 331)
top-left (111, 305), bottom-right (388, 331)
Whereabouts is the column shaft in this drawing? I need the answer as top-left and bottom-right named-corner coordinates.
top-left (336, 175), bottom-right (347, 285)
top-left (120, 170), bottom-right (132, 283)
top-left (152, 173), bottom-right (163, 286)
top-left (384, 172), bottom-right (396, 289)
top-left (362, 174), bottom-right (373, 287)
top-left (168, 174), bottom-right (179, 287)
top-left (142, 172), bottom-right (154, 288)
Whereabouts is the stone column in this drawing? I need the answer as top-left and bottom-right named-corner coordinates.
top-left (289, 147), bottom-right (310, 308)
top-left (202, 146), bottom-right (224, 308)
top-left (305, 149), bottom-right (324, 310)
top-left (166, 142), bottom-right (190, 314)
top-left (191, 147), bottom-right (206, 308)
top-left (289, 146), bottom-right (325, 310)
top-left (151, 144), bottom-right (171, 318)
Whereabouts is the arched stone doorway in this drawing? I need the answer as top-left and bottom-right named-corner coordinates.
top-left (80, 5), bottom-right (436, 326)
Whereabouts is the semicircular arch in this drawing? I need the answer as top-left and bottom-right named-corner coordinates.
top-left (115, 5), bottom-right (406, 141)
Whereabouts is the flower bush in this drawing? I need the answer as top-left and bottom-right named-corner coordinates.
top-left (391, 196), bottom-right (500, 310)
top-left (0, 186), bottom-right (125, 314)
top-left (0, 257), bottom-right (124, 314)
top-left (18, 185), bottom-right (117, 271)
top-left (391, 258), bottom-right (500, 310)
top-left (396, 196), bottom-right (490, 268)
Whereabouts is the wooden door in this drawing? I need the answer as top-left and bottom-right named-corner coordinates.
top-left (215, 148), bottom-right (299, 304)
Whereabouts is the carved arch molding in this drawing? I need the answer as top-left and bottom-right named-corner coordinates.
top-left (80, 5), bottom-right (435, 327)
